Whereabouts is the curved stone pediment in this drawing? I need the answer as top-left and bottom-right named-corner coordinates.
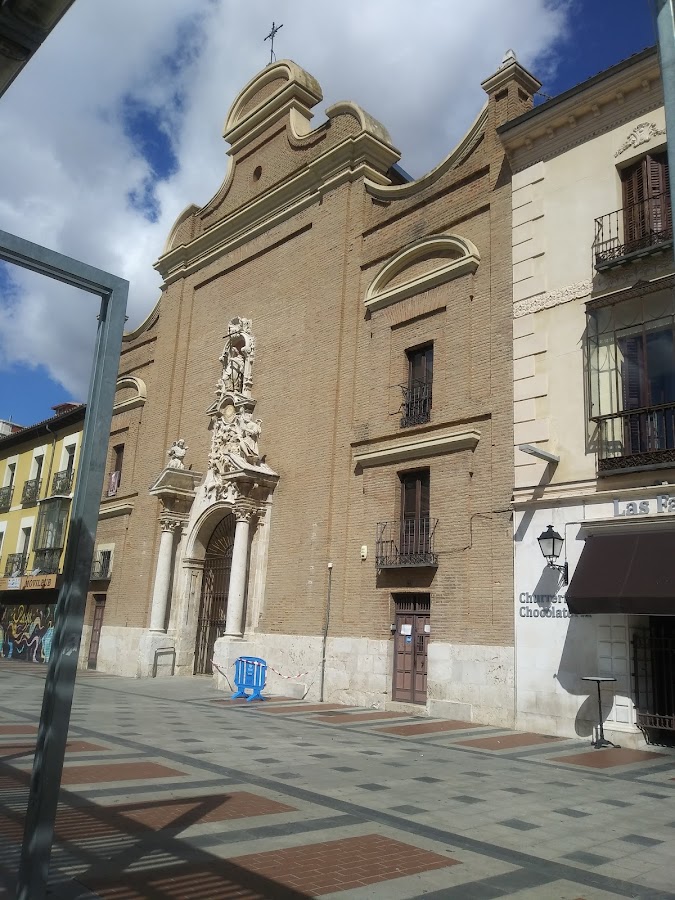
top-left (113, 375), bottom-right (147, 412)
top-left (365, 234), bottom-right (480, 313)
top-left (223, 60), bottom-right (323, 153)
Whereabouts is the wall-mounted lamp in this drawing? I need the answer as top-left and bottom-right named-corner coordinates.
top-left (537, 525), bottom-right (568, 584)
top-left (390, 623), bottom-right (396, 634)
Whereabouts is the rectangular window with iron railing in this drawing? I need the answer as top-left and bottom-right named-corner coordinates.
top-left (32, 548), bottom-right (61, 574)
top-left (4, 552), bottom-right (27, 577)
top-left (401, 344), bottom-right (433, 428)
top-left (21, 477), bottom-right (42, 505)
top-left (91, 549), bottom-right (112, 580)
top-left (375, 469), bottom-right (438, 567)
top-left (587, 285), bottom-right (675, 472)
top-left (0, 484), bottom-right (13, 512)
top-left (594, 151), bottom-right (672, 269)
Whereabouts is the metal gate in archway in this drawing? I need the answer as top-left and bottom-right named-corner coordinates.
top-left (194, 513), bottom-right (235, 674)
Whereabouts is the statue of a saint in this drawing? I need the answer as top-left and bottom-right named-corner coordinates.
top-left (167, 439), bottom-right (187, 469)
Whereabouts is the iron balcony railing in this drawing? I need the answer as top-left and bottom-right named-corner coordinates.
top-left (594, 402), bottom-right (675, 472)
top-left (32, 548), bottom-right (61, 574)
top-left (4, 552), bottom-right (27, 577)
top-left (0, 485), bottom-right (12, 512)
top-left (400, 379), bottom-right (432, 428)
top-left (91, 553), bottom-right (112, 580)
top-left (21, 477), bottom-right (41, 505)
top-left (593, 192), bottom-right (673, 269)
top-left (51, 468), bottom-right (74, 495)
top-left (376, 517), bottom-right (439, 568)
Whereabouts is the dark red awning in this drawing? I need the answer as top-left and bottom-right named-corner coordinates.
top-left (566, 531), bottom-right (675, 615)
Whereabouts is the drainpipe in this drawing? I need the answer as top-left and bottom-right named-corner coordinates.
top-left (318, 562), bottom-right (333, 703)
top-left (652, 0), bottom-right (675, 264)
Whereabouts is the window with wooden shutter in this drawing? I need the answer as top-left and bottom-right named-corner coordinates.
top-left (621, 152), bottom-right (671, 251)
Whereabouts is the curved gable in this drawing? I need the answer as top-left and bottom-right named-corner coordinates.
top-left (365, 234), bottom-right (480, 313)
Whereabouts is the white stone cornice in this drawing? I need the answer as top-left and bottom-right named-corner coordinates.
top-left (98, 501), bottom-right (134, 520)
top-left (514, 280), bottom-right (591, 318)
top-left (353, 427), bottom-right (480, 468)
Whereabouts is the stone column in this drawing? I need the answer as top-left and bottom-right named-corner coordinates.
top-left (149, 518), bottom-right (180, 632)
top-left (224, 507), bottom-right (253, 637)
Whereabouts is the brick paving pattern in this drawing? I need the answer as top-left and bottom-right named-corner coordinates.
top-left (549, 748), bottom-right (667, 768)
top-left (314, 712), bottom-right (405, 724)
top-left (59, 761), bottom-right (185, 785)
top-left (378, 719), bottom-right (485, 735)
top-left (456, 732), bottom-right (564, 750)
top-left (0, 724), bottom-right (37, 735)
top-left (230, 834), bottom-right (460, 895)
top-left (1, 665), bottom-right (675, 899)
top-left (0, 740), bottom-right (104, 759)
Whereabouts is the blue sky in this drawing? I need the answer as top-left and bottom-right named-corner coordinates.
top-left (0, 0), bottom-right (662, 428)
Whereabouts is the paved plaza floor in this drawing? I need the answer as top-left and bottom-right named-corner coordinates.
top-left (1, 661), bottom-right (675, 899)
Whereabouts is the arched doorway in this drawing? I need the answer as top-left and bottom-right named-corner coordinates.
top-left (194, 513), bottom-right (235, 674)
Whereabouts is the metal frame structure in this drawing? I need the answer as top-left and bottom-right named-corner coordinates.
top-left (0, 229), bottom-right (128, 900)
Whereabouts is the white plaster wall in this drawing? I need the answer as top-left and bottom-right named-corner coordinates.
top-left (511, 107), bottom-right (669, 493)
top-left (514, 504), bottom-right (643, 745)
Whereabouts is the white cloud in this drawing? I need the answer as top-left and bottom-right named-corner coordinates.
top-left (0, 0), bottom-right (570, 400)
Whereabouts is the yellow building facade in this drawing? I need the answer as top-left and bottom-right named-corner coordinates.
top-left (0, 402), bottom-right (84, 663)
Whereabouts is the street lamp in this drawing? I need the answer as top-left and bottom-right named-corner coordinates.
top-left (537, 525), bottom-right (568, 584)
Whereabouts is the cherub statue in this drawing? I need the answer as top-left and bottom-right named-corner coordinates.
top-left (167, 439), bottom-right (188, 469)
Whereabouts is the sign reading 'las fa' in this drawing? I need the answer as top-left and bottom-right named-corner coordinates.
top-left (614, 494), bottom-right (675, 517)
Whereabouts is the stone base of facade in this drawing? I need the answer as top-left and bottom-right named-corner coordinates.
top-left (427, 643), bottom-right (515, 728)
top-left (138, 630), bottom-right (178, 678)
top-left (79, 626), bottom-right (162, 678)
top-left (212, 632), bottom-right (515, 725)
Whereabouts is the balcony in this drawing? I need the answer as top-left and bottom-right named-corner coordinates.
top-left (595, 402), bottom-right (675, 472)
top-left (593, 193), bottom-right (673, 270)
top-left (21, 477), bottom-right (41, 505)
top-left (376, 517), bottom-right (439, 568)
top-left (91, 553), bottom-right (112, 580)
top-left (51, 469), bottom-right (73, 495)
top-left (0, 485), bottom-right (12, 512)
top-left (4, 553), bottom-right (27, 577)
top-left (32, 549), bottom-right (61, 574)
top-left (400, 380), bottom-right (432, 428)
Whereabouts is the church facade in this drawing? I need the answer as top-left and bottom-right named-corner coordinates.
top-left (85, 55), bottom-right (539, 725)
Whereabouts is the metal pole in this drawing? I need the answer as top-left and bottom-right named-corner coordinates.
top-left (652, 0), bottom-right (675, 263)
top-left (0, 231), bottom-right (128, 900)
top-left (318, 562), bottom-right (333, 702)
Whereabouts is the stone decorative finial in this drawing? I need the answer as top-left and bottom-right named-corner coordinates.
top-left (167, 439), bottom-right (188, 469)
top-left (501, 49), bottom-right (517, 68)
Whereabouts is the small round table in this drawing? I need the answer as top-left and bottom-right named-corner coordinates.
top-left (581, 676), bottom-right (621, 749)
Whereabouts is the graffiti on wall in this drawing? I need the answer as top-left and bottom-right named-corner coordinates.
top-left (0, 604), bottom-right (56, 663)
